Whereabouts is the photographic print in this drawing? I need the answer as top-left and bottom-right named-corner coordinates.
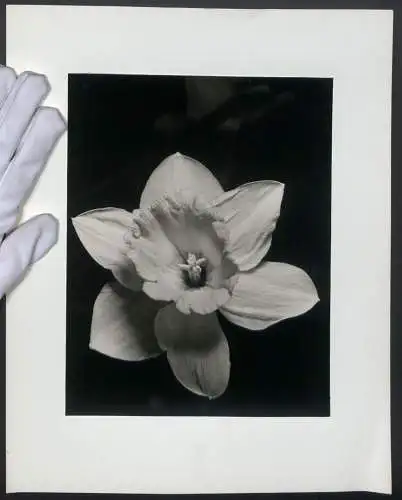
top-left (67, 74), bottom-right (332, 416)
top-left (8, 6), bottom-right (392, 494)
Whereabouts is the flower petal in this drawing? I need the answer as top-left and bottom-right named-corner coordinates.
top-left (139, 152), bottom-right (223, 208)
top-left (207, 254), bottom-right (238, 291)
top-left (72, 208), bottom-right (141, 291)
top-left (155, 304), bottom-right (230, 398)
top-left (176, 287), bottom-right (230, 315)
top-left (220, 262), bottom-right (319, 331)
top-left (112, 264), bottom-right (143, 292)
top-left (142, 267), bottom-right (184, 301)
top-left (209, 181), bottom-right (285, 271)
top-left (125, 207), bottom-right (182, 282)
top-left (90, 282), bottom-right (163, 361)
top-left (150, 195), bottom-right (228, 269)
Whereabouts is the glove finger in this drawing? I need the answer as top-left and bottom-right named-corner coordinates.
top-left (0, 213), bottom-right (58, 298)
top-left (0, 66), bottom-right (17, 108)
top-left (0, 106), bottom-right (66, 236)
top-left (0, 71), bottom-right (49, 179)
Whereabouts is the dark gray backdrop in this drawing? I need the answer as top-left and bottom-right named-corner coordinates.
top-left (0, 0), bottom-right (401, 499)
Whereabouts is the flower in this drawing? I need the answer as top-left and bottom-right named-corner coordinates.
top-left (72, 153), bottom-right (319, 399)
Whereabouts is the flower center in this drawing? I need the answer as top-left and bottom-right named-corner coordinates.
top-left (178, 253), bottom-right (208, 288)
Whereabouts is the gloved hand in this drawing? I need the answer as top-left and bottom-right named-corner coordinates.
top-left (0, 66), bottom-right (66, 298)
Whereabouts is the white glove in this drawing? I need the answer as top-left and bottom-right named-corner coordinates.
top-left (0, 66), bottom-right (66, 298)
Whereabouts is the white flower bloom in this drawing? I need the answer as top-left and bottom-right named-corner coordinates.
top-left (72, 152), bottom-right (319, 399)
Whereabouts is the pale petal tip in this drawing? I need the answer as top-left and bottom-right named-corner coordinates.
top-left (71, 215), bottom-right (85, 232)
top-left (312, 288), bottom-right (320, 305)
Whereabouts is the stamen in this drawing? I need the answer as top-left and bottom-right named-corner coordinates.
top-left (179, 252), bottom-right (208, 288)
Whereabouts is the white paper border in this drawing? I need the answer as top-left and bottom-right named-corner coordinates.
top-left (5, 6), bottom-right (392, 494)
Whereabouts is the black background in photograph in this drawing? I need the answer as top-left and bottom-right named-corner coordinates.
top-left (66, 74), bottom-right (332, 416)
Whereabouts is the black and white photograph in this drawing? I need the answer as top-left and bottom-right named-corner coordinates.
top-left (5, 5), bottom-right (394, 495)
top-left (67, 74), bottom-right (332, 416)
